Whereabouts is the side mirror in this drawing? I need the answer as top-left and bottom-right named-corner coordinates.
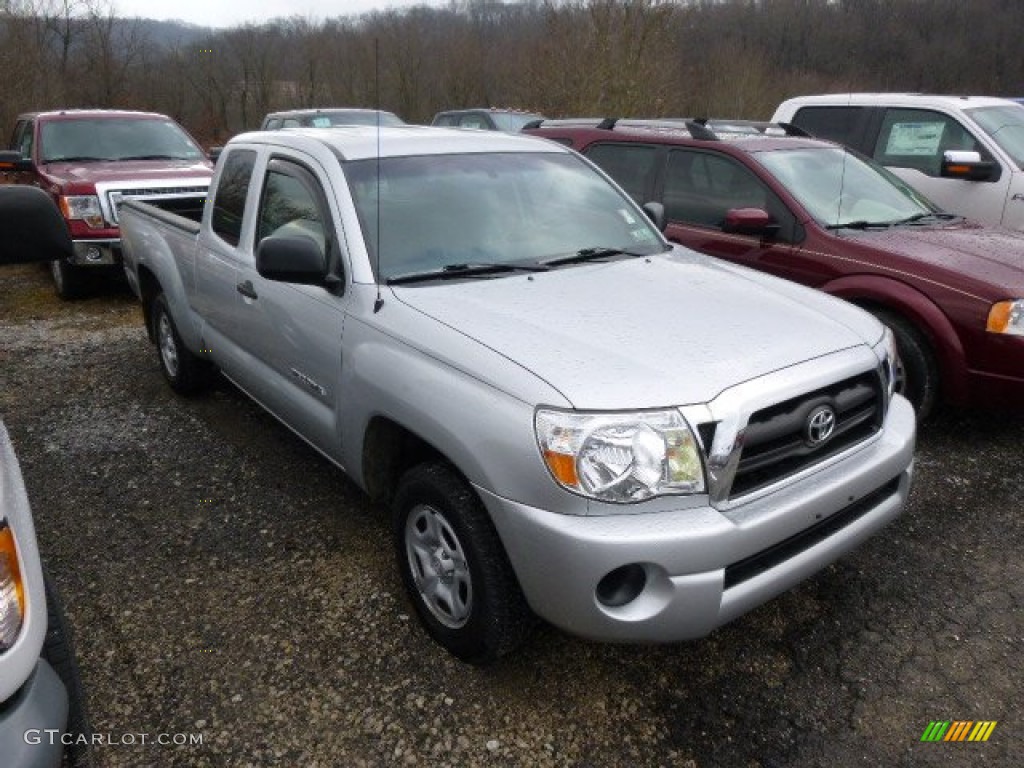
top-left (723, 207), bottom-right (779, 238)
top-left (0, 149), bottom-right (33, 173)
top-left (941, 150), bottom-right (998, 182)
top-left (642, 201), bottom-right (667, 232)
top-left (208, 146), bottom-right (223, 164)
top-left (256, 235), bottom-right (328, 285)
top-left (0, 186), bottom-right (73, 265)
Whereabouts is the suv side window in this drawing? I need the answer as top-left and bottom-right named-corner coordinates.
top-left (433, 114), bottom-right (457, 127)
top-left (264, 118), bottom-right (282, 130)
top-left (583, 143), bottom-right (659, 204)
top-left (458, 114), bottom-right (489, 130)
top-left (873, 108), bottom-right (988, 177)
top-left (10, 120), bottom-right (33, 158)
top-left (211, 149), bottom-right (257, 246)
top-left (663, 150), bottom-right (798, 241)
top-left (256, 158), bottom-right (331, 260)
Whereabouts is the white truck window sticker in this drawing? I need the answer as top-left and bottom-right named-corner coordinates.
top-left (885, 122), bottom-right (944, 156)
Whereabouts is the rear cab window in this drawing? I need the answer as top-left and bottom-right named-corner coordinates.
top-left (211, 149), bottom-right (257, 246)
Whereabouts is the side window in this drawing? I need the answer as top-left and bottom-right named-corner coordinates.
top-left (264, 118), bottom-right (282, 130)
top-left (282, 118), bottom-right (301, 128)
top-left (256, 159), bottom-right (329, 257)
top-left (791, 107), bottom-right (864, 146)
top-left (211, 149), bottom-right (257, 247)
top-left (10, 120), bottom-right (33, 157)
top-left (458, 114), bottom-right (488, 130)
top-left (433, 114), bottom-right (456, 127)
top-left (873, 109), bottom-right (987, 177)
top-left (663, 150), bottom-right (797, 240)
top-left (584, 143), bottom-right (658, 204)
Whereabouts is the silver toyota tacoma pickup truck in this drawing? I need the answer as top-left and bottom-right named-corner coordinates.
top-left (119, 126), bottom-right (916, 663)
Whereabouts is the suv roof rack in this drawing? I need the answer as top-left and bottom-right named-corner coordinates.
top-left (527, 117), bottom-right (813, 141)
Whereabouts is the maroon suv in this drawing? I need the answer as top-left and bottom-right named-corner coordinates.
top-left (1, 110), bottom-right (212, 299)
top-left (525, 119), bottom-right (1024, 418)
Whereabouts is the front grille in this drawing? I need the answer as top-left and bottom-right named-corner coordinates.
top-left (107, 186), bottom-right (208, 223)
top-left (723, 475), bottom-right (901, 589)
top-left (728, 371), bottom-right (884, 498)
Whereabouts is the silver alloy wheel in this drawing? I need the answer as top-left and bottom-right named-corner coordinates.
top-left (157, 312), bottom-right (180, 378)
top-left (404, 503), bottom-right (473, 628)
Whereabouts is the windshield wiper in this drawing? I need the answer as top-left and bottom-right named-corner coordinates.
top-left (45, 156), bottom-right (106, 163)
top-left (542, 246), bottom-right (648, 267)
top-left (824, 220), bottom-right (891, 231)
top-left (119, 154), bottom-right (190, 161)
top-left (890, 212), bottom-right (961, 225)
top-left (386, 261), bottom-right (549, 285)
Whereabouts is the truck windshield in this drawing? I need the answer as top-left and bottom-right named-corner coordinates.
top-left (345, 151), bottom-right (666, 282)
top-left (966, 104), bottom-right (1024, 170)
top-left (40, 118), bottom-right (205, 164)
top-left (755, 146), bottom-right (937, 228)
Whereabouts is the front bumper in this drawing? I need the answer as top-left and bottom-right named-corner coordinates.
top-left (69, 239), bottom-right (121, 266)
top-left (0, 660), bottom-right (69, 768)
top-left (481, 395), bottom-right (916, 643)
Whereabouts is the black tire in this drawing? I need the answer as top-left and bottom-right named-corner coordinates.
top-left (393, 462), bottom-right (533, 665)
top-left (874, 309), bottom-right (939, 420)
top-left (151, 293), bottom-right (212, 395)
top-left (50, 259), bottom-right (86, 301)
top-left (42, 568), bottom-right (94, 768)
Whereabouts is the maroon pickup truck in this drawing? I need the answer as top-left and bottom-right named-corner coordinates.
top-left (1, 109), bottom-right (213, 298)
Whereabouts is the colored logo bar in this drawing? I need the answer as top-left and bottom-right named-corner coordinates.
top-left (921, 721), bottom-right (997, 742)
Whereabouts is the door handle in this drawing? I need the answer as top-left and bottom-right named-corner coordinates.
top-left (236, 280), bottom-right (258, 300)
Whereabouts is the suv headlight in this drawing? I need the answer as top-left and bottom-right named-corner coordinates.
top-left (987, 300), bottom-right (1024, 336)
top-left (59, 195), bottom-right (104, 228)
top-left (535, 408), bottom-right (706, 503)
top-left (0, 521), bottom-right (25, 653)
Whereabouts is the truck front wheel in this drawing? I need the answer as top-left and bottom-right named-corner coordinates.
top-left (51, 258), bottom-right (86, 300)
top-left (151, 293), bottom-right (211, 395)
top-left (393, 462), bottom-right (532, 665)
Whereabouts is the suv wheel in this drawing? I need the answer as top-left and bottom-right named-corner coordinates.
top-left (393, 462), bottom-right (532, 664)
top-left (875, 310), bottom-right (939, 420)
top-left (51, 258), bottom-right (86, 300)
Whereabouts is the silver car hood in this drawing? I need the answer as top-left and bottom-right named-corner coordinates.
top-left (392, 249), bottom-right (882, 409)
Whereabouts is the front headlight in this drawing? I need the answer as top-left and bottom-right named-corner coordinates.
top-left (59, 195), bottom-right (104, 228)
top-left (987, 300), bottom-right (1024, 336)
top-left (0, 521), bottom-right (25, 653)
top-left (875, 326), bottom-right (899, 400)
top-left (535, 408), bottom-right (706, 503)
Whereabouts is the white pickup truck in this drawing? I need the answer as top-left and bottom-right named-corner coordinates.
top-left (119, 126), bottom-right (916, 663)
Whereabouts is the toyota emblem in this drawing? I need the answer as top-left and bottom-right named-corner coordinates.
top-left (805, 405), bottom-right (836, 447)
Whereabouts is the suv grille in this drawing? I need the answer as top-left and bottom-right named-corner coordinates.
top-left (728, 371), bottom-right (884, 498)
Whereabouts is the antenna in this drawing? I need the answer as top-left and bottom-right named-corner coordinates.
top-left (373, 37), bottom-right (384, 314)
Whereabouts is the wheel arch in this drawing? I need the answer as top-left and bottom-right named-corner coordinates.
top-left (823, 274), bottom-right (970, 405)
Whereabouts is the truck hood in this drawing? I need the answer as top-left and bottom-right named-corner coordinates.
top-left (843, 220), bottom-right (1024, 295)
top-left (392, 249), bottom-right (881, 409)
top-left (41, 159), bottom-right (212, 185)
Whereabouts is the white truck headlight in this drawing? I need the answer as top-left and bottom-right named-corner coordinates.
top-left (987, 300), bottom-right (1024, 336)
top-left (0, 521), bottom-right (25, 653)
top-left (59, 195), bottom-right (104, 228)
top-left (535, 408), bottom-right (706, 503)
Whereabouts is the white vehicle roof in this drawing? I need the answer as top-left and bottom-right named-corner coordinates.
top-left (774, 93), bottom-right (1021, 115)
top-left (232, 125), bottom-right (562, 161)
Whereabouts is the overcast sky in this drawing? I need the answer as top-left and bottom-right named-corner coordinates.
top-left (114, 0), bottom-right (444, 29)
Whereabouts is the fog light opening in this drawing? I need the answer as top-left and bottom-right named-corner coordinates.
top-left (596, 563), bottom-right (647, 608)
top-left (85, 246), bottom-right (103, 262)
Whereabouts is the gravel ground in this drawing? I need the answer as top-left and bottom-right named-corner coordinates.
top-left (1, 263), bottom-right (1021, 767)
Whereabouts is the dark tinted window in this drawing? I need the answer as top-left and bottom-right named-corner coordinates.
top-left (873, 108), bottom-right (987, 176)
top-left (256, 161), bottom-right (326, 253)
top-left (791, 106), bottom-right (864, 145)
top-left (664, 149), bottom-right (797, 240)
top-left (211, 149), bottom-right (257, 246)
top-left (584, 143), bottom-right (659, 204)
